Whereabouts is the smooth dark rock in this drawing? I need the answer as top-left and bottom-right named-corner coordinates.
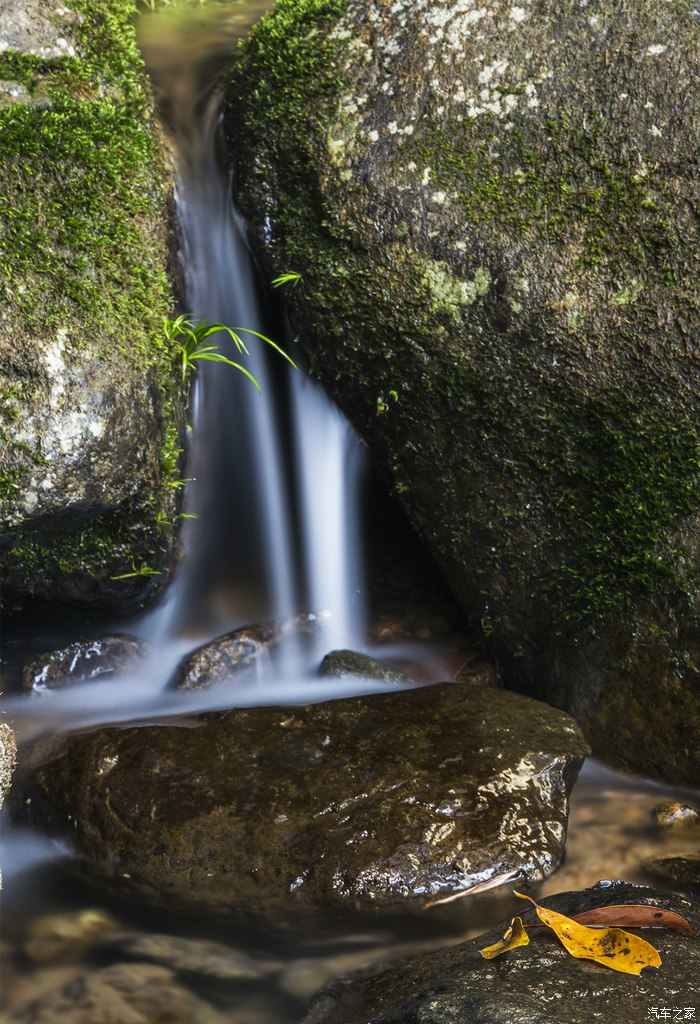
top-left (10, 683), bottom-right (589, 913)
top-left (226, 0), bottom-right (700, 786)
top-left (642, 853), bottom-right (700, 885)
top-left (21, 635), bottom-right (151, 692)
top-left (302, 882), bottom-right (700, 1024)
top-left (318, 649), bottom-right (416, 686)
top-left (172, 613), bottom-right (325, 691)
top-left (172, 621), bottom-right (278, 691)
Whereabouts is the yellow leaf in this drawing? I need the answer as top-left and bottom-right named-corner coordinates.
top-left (480, 916), bottom-right (530, 959)
top-left (513, 891), bottom-right (662, 975)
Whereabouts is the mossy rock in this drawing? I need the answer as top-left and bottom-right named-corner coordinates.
top-left (0, 0), bottom-right (185, 609)
top-left (225, 0), bottom-right (700, 784)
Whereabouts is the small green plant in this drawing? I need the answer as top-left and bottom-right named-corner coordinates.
top-left (272, 271), bottom-right (302, 288)
top-left (164, 315), bottom-right (296, 388)
top-left (111, 560), bottom-right (161, 581)
top-left (376, 390), bottom-right (399, 416)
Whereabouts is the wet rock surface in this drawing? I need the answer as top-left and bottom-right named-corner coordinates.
top-left (318, 649), bottom-right (416, 686)
top-left (302, 883), bottom-right (700, 1024)
top-left (21, 635), bottom-right (151, 692)
top-left (227, 0), bottom-right (700, 786)
top-left (0, 721), bottom-right (16, 805)
top-left (172, 614), bottom-right (324, 691)
top-left (10, 683), bottom-right (588, 912)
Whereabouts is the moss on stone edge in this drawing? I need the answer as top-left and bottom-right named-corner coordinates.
top-left (0, 0), bottom-right (183, 607)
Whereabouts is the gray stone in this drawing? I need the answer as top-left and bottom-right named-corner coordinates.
top-left (0, 721), bottom-right (15, 806)
top-left (318, 649), bottom-right (416, 686)
top-left (225, 0), bottom-right (700, 786)
top-left (302, 883), bottom-right (700, 1024)
top-left (22, 635), bottom-right (152, 692)
top-left (9, 683), bottom-right (589, 912)
top-left (0, 0), bottom-right (183, 609)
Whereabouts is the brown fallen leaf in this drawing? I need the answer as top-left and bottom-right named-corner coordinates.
top-left (513, 891), bottom-right (662, 975)
top-left (570, 904), bottom-right (695, 935)
top-left (480, 916), bottom-right (530, 959)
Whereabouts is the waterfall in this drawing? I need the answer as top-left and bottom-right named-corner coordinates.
top-left (138, 6), bottom-right (367, 661)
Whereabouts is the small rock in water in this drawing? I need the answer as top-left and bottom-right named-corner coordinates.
top-left (318, 649), bottom-right (417, 685)
top-left (651, 800), bottom-right (700, 828)
top-left (172, 613), bottom-right (325, 691)
top-left (641, 852), bottom-right (700, 885)
top-left (21, 635), bottom-right (151, 693)
top-left (3, 962), bottom-right (228, 1024)
top-left (104, 933), bottom-right (266, 982)
top-left (24, 909), bottom-right (119, 964)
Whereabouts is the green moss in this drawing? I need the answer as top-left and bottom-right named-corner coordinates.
top-left (411, 112), bottom-right (683, 282)
top-left (231, 0), bottom-right (347, 174)
top-left (2, 500), bottom-right (172, 605)
top-left (0, 0), bottom-right (183, 605)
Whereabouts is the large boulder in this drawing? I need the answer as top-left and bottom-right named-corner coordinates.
top-left (303, 882), bottom-right (700, 1024)
top-left (225, 0), bottom-right (700, 785)
top-left (0, 0), bottom-right (184, 609)
top-left (8, 682), bottom-right (589, 913)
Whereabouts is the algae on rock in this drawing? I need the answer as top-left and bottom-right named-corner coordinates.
top-left (226, 0), bottom-right (700, 784)
top-left (0, 0), bottom-right (184, 608)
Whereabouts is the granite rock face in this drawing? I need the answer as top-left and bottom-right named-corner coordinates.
top-left (9, 683), bottom-right (588, 912)
top-left (226, 0), bottom-right (700, 785)
top-left (0, 0), bottom-right (184, 609)
top-left (302, 882), bottom-right (700, 1024)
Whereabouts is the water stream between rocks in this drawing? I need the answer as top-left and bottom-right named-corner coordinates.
top-left (1, 4), bottom-right (699, 1022)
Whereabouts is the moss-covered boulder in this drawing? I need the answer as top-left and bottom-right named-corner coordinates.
top-left (225, 0), bottom-right (700, 784)
top-left (0, 0), bottom-right (184, 609)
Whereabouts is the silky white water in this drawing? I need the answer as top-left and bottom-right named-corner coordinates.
top-left (139, 6), bottom-right (367, 658)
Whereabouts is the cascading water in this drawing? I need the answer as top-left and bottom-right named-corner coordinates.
top-left (139, 5), bottom-right (366, 657)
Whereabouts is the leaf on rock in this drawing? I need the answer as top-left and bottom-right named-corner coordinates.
top-left (513, 892), bottom-right (662, 975)
top-left (571, 904), bottom-right (695, 935)
top-left (480, 916), bottom-right (530, 959)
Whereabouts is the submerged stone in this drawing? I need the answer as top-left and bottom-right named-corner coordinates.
top-left (642, 853), bottom-right (700, 886)
top-left (21, 635), bottom-right (152, 693)
top-left (302, 883), bottom-right (700, 1024)
top-left (226, 0), bottom-right (700, 785)
top-left (2, 962), bottom-right (229, 1024)
top-left (10, 683), bottom-right (588, 913)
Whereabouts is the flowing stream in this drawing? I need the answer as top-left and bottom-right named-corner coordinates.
top-left (1, 5), bottom-right (699, 1022)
